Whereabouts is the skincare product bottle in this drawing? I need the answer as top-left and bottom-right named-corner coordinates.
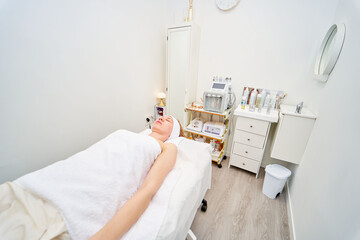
top-left (266, 102), bottom-right (272, 114)
top-left (255, 94), bottom-right (262, 109)
top-left (215, 141), bottom-right (220, 152)
top-left (257, 100), bottom-right (262, 112)
top-left (249, 89), bottom-right (257, 112)
top-left (263, 94), bottom-right (271, 109)
top-left (187, 0), bottom-right (193, 22)
top-left (270, 93), bottom-right (276, 109)
top-left (260, 90), bottom-right (267, 108)
top-left (275, 96), bottom-right (280, 109)
top-left (243, 87), bottom-right (250, 104)
top-left (241, 96), bottom-right (246, 109)
top-left (210, 139), bottom-right (215, 152)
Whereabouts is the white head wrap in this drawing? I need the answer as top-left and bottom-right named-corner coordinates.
top-left (168, 116), bottom-right (180, 140)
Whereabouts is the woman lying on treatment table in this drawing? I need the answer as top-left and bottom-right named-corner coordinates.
top-left (91, 115), bottom-right (182, 240)
top-left (0, 115), bottom-right (184, 240)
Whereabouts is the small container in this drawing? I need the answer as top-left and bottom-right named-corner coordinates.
top-left (263, 94), bottom-right (271, 109)
top-left (266, 102), bottom-right (272, 114)
top-left (255, 95), bottom-right (262, 109)
top-left (270, 94), bottom-right (277, 109)
top-left (215, 140), bottom-right (220, 151)
top-left (275, 96), bottom-right (280, 109)
top-left (210, 139), bottom-right (215, 151)
top-left (241, 96), bottom-right (246, 109)
top-left (243, 87), bottom-right (250, 104)
top-left (260, 90), bottom-right (267, 108)
top-left (249, 89), bottom-right (258, 112)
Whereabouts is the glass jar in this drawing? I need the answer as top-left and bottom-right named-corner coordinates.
top-left (215, 141), bottom-right (220, 151)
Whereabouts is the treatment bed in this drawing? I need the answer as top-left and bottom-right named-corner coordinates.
top-left (0, 129), bottom-right (212, 240)
top-left (156, 136), bottom-right (212, 240)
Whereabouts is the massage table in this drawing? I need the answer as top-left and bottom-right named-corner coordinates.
top-left (156, 137), bottom-right (212, 240)
top-left (0, 130), bottom-right (212, 240)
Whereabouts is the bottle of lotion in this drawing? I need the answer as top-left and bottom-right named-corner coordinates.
top-left (249, 89), bottom-right (258, 112)
top-left (263, 94), bottom-right (271, 109)
top-left (241, 96), bottom-right (246, 109)
top-left (260, 90), bottom-right (267, 108)
top-left (256, 94), bottom-right (262, 110)
top-left (243, 87), bottom-right (250, 104)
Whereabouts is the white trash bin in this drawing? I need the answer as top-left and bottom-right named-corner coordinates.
top-left (262, 164), bottom-right (291, 199)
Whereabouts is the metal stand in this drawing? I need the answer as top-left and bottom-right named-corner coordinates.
top-left (184, 105), bottom-right (232, 168)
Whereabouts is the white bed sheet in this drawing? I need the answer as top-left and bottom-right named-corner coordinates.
top-left (156, 138), bottom-right (212, 240)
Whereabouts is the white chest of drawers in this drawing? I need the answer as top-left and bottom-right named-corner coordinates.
top-left (229, 105), bottom-right (279, 178)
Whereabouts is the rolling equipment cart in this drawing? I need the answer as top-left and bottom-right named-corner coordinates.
top-left (184, 104), bottom-right (232, 168)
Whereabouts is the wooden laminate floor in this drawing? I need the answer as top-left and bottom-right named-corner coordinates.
top-left (190, 161), bottom-right (290, 240)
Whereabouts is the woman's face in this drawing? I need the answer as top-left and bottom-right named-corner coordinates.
top-left (152, 116), bottom-right (174, 138)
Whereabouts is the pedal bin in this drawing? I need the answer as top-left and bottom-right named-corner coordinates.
top-left (262, 164), bottom-right (291, 199)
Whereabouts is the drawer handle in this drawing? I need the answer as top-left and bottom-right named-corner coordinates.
top-left (242, 163), bottom-right (245, 165)
top-left (250, 125), bottom-right (253, 128)
top-left (245, 151), bottom-right (248, 154)
top-left (247, 138), bottom-right (250, 141)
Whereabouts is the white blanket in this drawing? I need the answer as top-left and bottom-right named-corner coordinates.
top-left (157, 139), bottom-right (212, 240)
top-left (16, 130), bottom-right (180, 240)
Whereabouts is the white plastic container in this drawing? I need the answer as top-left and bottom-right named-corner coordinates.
top-left (262, 164), bottom-right (291, 199)
top-left (249, 89), bottom-right (258, 112)
top-left (243, 87), bottom-right (250, 103)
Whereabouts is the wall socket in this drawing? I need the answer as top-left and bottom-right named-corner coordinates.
top-left (145, 114), bottom-right (154, 129)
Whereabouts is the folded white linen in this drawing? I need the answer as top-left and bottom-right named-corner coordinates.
top-left (15, 130), bottom-right (179, 240)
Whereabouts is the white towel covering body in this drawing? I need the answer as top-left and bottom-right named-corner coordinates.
top-left (16, 130), bottom-right (179, 240)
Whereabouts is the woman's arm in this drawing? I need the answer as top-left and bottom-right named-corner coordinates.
top-left (90, 143), bottom-right (177, 240)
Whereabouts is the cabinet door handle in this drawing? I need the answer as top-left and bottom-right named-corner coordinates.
top-left (247, 138), bottom-right (250, 141)
top-left (250, 125), bottom-right (253, 128)
top-left (245, 151), bottom-right (248, 154)
top-left (242, 163), bottom-right (245, 165)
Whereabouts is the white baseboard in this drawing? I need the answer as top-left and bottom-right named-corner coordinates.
top-left (186, 229), bottom-right (197, 240)
top-left (286, 182), bottom-right (296, 240)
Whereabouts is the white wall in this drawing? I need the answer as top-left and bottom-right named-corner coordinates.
top-left (288, 0), bottom-right (360, 239)
top-left (0, 0), bottom-right (166, 183)
top-left (168, 1), bottom-right (360, 238)
top-left (166, 0), bottom-right (339, 166)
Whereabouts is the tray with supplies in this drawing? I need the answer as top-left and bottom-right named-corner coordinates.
top-left (184, 103), bottom-right (232, 168)
top-left (185, 118), bottom-right (227, 141)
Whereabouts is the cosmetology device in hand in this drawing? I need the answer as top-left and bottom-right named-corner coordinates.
top-left (203, 77), bottom-right (236, 113)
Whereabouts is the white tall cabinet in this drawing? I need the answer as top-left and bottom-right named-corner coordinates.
top-left (166, 23), bottom-right (200, 126)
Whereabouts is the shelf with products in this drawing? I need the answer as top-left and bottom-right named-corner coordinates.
top-left (184, 128), bottom-right (224, 142)
top-left (185, 104), bottom-right (232, 118)
top-left (211, 148), bottom-right (225, 161)
top-left (184, 103), bottom-right (233, 168)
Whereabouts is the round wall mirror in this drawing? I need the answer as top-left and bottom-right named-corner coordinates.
top-left (314, 23), bottom-right (346, 82)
